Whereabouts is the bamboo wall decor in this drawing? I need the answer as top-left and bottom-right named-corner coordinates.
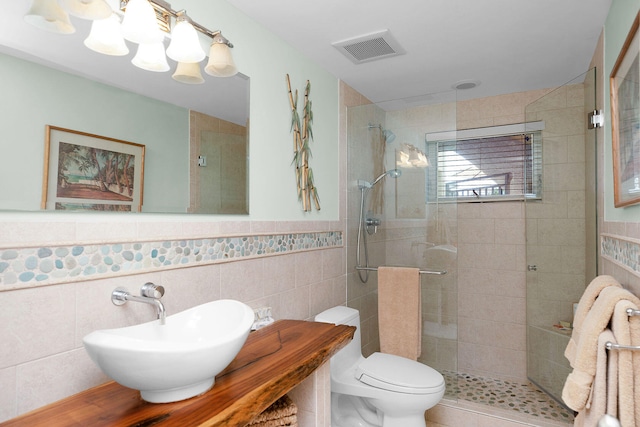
top-left (286, 74), bottom-right (320, 212)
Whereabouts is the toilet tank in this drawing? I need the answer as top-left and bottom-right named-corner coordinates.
top-left (315, 306), bottom-right (362, 374)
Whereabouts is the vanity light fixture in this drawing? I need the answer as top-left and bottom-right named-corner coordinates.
top-left (24, 0), bottom-right (237, 82)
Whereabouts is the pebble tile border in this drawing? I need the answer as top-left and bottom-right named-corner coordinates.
top-left (0, 231), bottom-right (342, 290)
top-left (601, 233), bottom-right (640, 278)
top-left (443, 371), bottom-right (574, 424)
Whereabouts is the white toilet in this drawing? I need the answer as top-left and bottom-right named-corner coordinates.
top-left (315, 306), bottom-right (445, 427)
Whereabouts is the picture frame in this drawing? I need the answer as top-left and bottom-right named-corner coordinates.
top-left (610, 12), bottom-right (640, 208)
top-left (42, 125), bottom-right (145, 212)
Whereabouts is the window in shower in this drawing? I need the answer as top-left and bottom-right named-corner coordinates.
top-left (425, 123), bottom-right (543, 202)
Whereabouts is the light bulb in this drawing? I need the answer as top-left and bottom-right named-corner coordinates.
top-left (121, 0), bottom-right (164, 44)
top-left (84, 14), bottom-right (129, 56)
top-left (204, 38), bottom-right (238, 77)
top-left (172, 62), bottom-right (205, 84)
top-left (132, 42), bottom-right (170, 72)
top-left (167, 18), bottom-right (205, 63)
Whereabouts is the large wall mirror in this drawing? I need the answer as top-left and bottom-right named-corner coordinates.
top-left (0, 2), bottom-right (249, 215)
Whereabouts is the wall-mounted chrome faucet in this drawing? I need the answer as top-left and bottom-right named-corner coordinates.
top-left (112, 283), bottom-right (166, 325)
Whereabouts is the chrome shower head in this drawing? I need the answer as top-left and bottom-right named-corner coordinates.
top-left (383, 130), bottom-right (396, 144)
top-left (368, 124), bottom-right (396, 144)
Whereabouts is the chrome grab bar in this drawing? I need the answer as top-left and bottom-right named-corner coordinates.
top-left (605, 342), bottom-right (640, 351)
top-left (355, 266), bottom-right (447, 275)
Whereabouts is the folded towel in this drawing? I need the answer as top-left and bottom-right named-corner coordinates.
top-left (562, 286), bottom-right (640, 411)
top-left (566, 275), bottom-right (622, 366)
top-left (378, 266), bottom-right (421, 360)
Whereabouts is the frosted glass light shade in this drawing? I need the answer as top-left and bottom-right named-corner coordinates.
top-left (204, 42), bottom-right (237, 77)
top-left (121, 0), bottom-right (164, 44)
top-left (167, 20), bottom-right (205, 63)
top-left (84, 14), bottom-right (129, 56)
top-left (24, 0), bottom-right (75, 34)
top-left (59, 0), bottom-right (112, 20)
top-left (172, 62), bottom-right (205, 84)
top-left (132, 42), bottom-right (170, 72)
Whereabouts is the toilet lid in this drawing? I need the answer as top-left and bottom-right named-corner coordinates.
top-left (354, 352), bottom-right (445, 394)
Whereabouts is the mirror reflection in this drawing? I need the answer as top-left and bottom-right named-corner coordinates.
top-left (0, 2), bottom-right (250, 215)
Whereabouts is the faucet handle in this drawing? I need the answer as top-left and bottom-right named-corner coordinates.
top-left (141, 282), bottom-right (165, 299)
top-left (112, 287), bottom-right (130, 306)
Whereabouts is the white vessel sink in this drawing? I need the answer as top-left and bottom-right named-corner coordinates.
top-left (83, 299), bottom-right (254, 403)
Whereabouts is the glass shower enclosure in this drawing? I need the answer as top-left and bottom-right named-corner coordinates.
top-left (525, 68), bottom-right (597, 405)
top-left (346, 68), bottom-right (597, 410)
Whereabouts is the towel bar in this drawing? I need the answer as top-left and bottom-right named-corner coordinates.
top-left (604, 308), bottom-right (640, 351)
top-left (605, 342), bottom-right (640, 351)
top-left (355, 266), bottom-right (447, 275)
top-left (626, 308), bottom-right (640, 317)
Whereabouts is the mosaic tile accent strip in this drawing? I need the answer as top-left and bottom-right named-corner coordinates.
top-left (601, 233), bottom-right (640, 278)
top-left (443, 371), bottom-right (574, 424)
top-left (0, 231), bottom-right (342, 290)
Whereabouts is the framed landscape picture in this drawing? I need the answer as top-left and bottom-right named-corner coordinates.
top-left (42, 126), bottom-right (145, 212)
top-left (611, 12), bottom-right (640, 207)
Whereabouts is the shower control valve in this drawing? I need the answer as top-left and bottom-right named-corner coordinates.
top-left (365, 217), bottom-right (381, 227)
top-left (365, 217), bottom-right (381, 235)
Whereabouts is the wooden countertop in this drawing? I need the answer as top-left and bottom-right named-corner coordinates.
top-left (2, 320), bottom-right (355, 427)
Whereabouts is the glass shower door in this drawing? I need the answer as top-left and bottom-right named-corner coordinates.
top-left (525, 68), bottom-right (597, 405)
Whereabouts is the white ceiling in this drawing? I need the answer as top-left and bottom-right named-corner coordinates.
top-left (228, 0), bottom-right (612, 108)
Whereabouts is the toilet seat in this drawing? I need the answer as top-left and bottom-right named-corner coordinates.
top-left (354, 352), bottom-right (445, 394)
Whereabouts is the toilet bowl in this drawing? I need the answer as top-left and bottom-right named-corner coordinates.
top-left (315, 306), bottom-right (445, 427)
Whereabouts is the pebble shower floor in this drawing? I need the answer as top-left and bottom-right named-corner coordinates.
top-left (443, 371), bottom-right (574, 424)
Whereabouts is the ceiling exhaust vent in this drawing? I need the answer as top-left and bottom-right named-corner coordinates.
top-left (333, 30), bottom-right (405, 64)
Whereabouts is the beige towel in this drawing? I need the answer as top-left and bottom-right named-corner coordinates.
top-left (611, 300), bottom-right (640, 427)
top-left (562, 286), bottom-right (640, 411)
top-left (566, 275), bottom-right (622, 366)
top-left (573, 329), bottom-right (616, 427)
top-left (378, 266), bottom-right (421, 360)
